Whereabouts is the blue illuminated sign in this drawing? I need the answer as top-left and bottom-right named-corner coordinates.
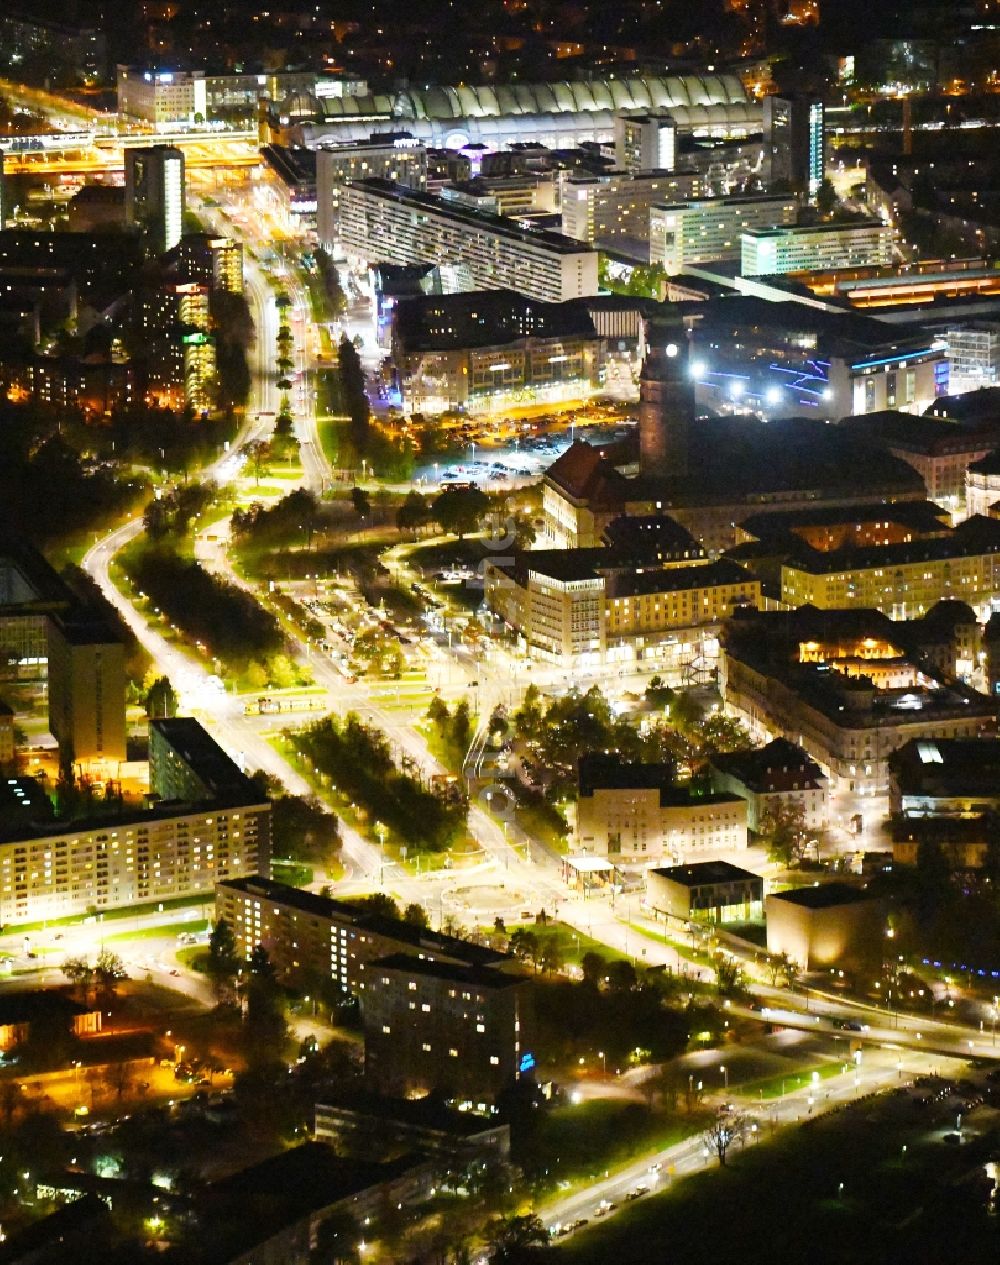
top-left (519, 1052), bottom-right (536, 1075)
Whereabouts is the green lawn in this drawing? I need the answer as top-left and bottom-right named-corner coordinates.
top-left (104, 919), bottom-right (209, 944)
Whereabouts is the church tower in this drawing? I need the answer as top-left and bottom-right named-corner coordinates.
top-left (639, 321), bottom-right (693, 478)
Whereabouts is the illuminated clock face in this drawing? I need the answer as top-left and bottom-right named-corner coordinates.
top-left (665, 343), bottom-right (679, 357)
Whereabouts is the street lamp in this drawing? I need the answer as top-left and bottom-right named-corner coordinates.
top-left (720, 1064), bottom-right (728, 1091)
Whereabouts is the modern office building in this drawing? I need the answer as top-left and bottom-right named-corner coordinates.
top-left (574, 753), bottom-right (748, 865)
top-left (125, 146), bottom-right (185, 255)
top-left (338, 179), bottom-right (598, 303)
top-left (765, 884), bottom-right (885, 973)
top-left (561, 171), bottom-right (703, 249)
top-left (215, 874), bottom-right (507, 996)
top-left (741, 220), bottom-right (894, 276)
top-left (720, 607), bottom-right (997, 796)
top-left (116, 66), bottom-right (207, 125)
top-left (615, 111), bottom-right (678, 173)
top-left (888, 737), bottom-right (1000, 821)
top-left (763, 93), bottom-right (825, 200)
top-left (362, 954), bottom-right (532, 1102)
top-left (316, 136), bottom-right (428, 250)
top-left (644, 860), bottom-right (763, 925)
top-left (947, 323), bottom-right (1000, 395)
top-left (46, 613), bottom-right (126, 767)
top-left (650, 194), bottom-right (799, 274)
top-left (391, 288), bottom-right (601, 415)
top-left (710, 738), bottom-right (828, 833)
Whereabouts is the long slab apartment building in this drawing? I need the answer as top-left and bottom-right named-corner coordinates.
top-left (337, 178), bottom-right (598, 303)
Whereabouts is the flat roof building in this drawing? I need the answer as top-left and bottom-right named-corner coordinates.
top-left (650, 195), bottom-right (798, 275)
top-left (766, 883), bottom-right (885, 973)
top-left (645, 860), bottom-right (763, 924)
top-left (741, 220), bottom-right (894, 277)
top-left (216, 874), bottom-right (507, 997)
top-left (338, 179), bottom-right (598, 303)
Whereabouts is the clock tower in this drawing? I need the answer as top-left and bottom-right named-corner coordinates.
top-left (639, 322), bottom-right (693, 478)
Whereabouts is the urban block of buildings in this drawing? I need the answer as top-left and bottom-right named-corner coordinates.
top-left (650, 194), bottom-right (799, 275)
top-left (720, 607), bottom-right (996, 797)
top-left (741, 219), bottom-right (894, 277)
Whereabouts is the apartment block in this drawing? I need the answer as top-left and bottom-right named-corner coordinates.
top-left (46, 613), bottom-right (126, 766)
top-left (363, 955), bottom-right (532, 1102)
top-left (316, 139), bottom-right (428, 250)
top-left (561, 171), bottom-right (702, 248)
top-left (117, 67), bottom-right (207, 125)
top-left (338, 179), bottom-right (598, 303)
top-left (215, 874), bottom-right (507, 996)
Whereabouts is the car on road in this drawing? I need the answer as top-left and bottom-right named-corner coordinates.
top-left (594, 1201), bottom-right (617, 1217)
top-left (625, 1186), bottom-right (649, 1202)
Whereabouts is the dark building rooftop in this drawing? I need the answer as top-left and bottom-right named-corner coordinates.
top-left (151, 717), bottom-right (260, 804)
top-left (770, 882), bottom-right (877, 910)
top-left (650, 860), bottom-right (761, 887)
top-left (579, 752), bottom-right (674, 798)
top-left (711, 738), bottom-right (826, 792)
top-left (371, 953), bottom-right (526, 990)
top-left (888, 737), bottom-right (1000, 801)
top-left (393, 288), bottom-right (597, 354)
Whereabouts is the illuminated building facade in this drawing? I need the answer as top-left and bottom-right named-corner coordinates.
top-left (117, 66), bottom-right (207, 125)
top-left (720, 608), bottom-right (996, 795)
top-left (125, 145), bottom-right (185, 255)
top-left (339, 180), bottom-right (598, 302)
top-left (363, 955), bottom-right (531, 1102)
top-left (763, 93), bottom-right (824, 200)
top-left (316, 138), bottom-right (429, 251)
top-left (741, 220), bottom-right (893, 276)
top-left (391, 288), bottom-right (600, 414)
top-left (650, 194), bottom-right (798, 274)
top-left (575, 754), bottom-right (748, 863)
top-left (216, 874), bottom-right (507, 996)
top-left (615, 111), bottom-right (678, 172)
top-left (561, 171), bottom-right (703, 248)
top-left (766, 884), bottom-right (885, 972)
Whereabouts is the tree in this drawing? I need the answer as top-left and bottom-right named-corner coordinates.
top-left (143, 499), bottom-right (170, 541)
top-left (94, 949), bottom-right (127, 1007)
top-left (271, 795), bottom-right (341, 867)
top-left (508, 928), bottom-right (539, 967)
top-left (351, 486), bottom-right (371, 521)
top-left (760, 800), bottom-right (808, 867)
top-left (207, 918), bottom-right (241, 1004)
top-left (705, 1109), bottom-right (747, 1166)
top-left (714, 953), bottom-right (748, 999)
top-left (403, 902), bottom-right (429, 929)
top-left (816, 177), bottom-right (839, 216)
top-left (145, 675), bottom-right (177, 719)
top-left (606, 959), bottom-right (638, 993)
top-left (767, 951), bottom-right (798, 988)
top-left (539, 937), bottom-right (564, 975)
top-left (581, 950), bottom-right (606, 988)
top-left (311, 1209), bottom-right (361, 1264)
top-left (242, 946), bottom-right (287, 1066)
top-left (62, 955), bottom-right (93, 1000)
top-left (396, 490), bottom-right (428, 535)
top-left (432, 485), bottom-right (490, 538)
top-left (350, 893), bottom-right (401, 922)
top-left (487, 1214), bottom-right (550, 1264)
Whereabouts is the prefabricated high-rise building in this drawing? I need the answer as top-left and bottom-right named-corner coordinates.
top-left (125, 145), bottom-right (185, 255)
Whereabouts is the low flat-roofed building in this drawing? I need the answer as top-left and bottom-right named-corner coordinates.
top-left (742, 219), bottom-right (894, 277)
top-left (362, 954), bottom-right (532, 1102)
top-left (216, 874), bottom-right (507, 997)
top-left (720, 607), bottom-right (997, 796)
top-left (315, 1091), bottom-right (510, 1163)
top-left (0, 988), bottom-right (101, 1052)
top-left (575, 752), bottom-right (748, 865)
top-left (710, 738), bottom-right (827, 832)
top-left (765, 882), bottom-right (885, 972)
top-left (203, 1143), bottom-right (431, 1265)
top-left (645, 860), bottom-right (763, 924)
